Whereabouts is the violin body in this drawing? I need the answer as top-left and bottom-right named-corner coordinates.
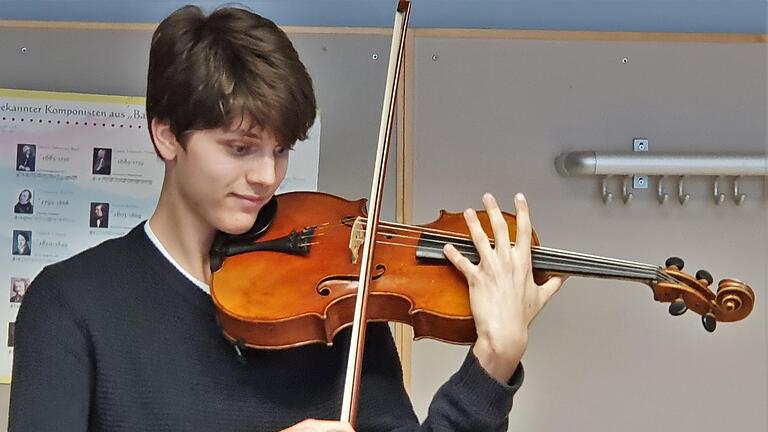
top-left (211, 191), bottom-right (754, 349)
top-left (211, 191), bottom-right (539, 349)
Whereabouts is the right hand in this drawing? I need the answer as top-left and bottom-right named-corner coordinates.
top-left (281, 419), bottom-right (355, 432)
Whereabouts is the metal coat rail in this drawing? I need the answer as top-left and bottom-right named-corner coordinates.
top-left (555, 151), bottom-right (768, 205)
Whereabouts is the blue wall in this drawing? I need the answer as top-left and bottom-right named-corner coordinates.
top-left (0, 0), bottom-right (766, 33)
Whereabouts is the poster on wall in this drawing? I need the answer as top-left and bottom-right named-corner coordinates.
top-left (0, 88), bottom-right (321, 383)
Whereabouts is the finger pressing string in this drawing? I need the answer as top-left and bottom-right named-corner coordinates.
top-left (482, 193), bottom-right (511, 252)
top-left (512, 193), bottom-right (532, 252)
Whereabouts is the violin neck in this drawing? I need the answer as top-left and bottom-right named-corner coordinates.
top-left (415, 233), bottom-right (662, 284)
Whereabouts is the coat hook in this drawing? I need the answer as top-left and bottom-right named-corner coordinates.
top-left (733, 176), bottom-right (746, 205)
top-left (678, 176), bottom-right (690, 205)
top-left (657, 176), bottom-right (669, 204)
top-left (713, 176), bottom-right (726, 205)
top-left (621, 176), bottom-right (633, 204)
top-left (601, 176), bottom-right (613, 204)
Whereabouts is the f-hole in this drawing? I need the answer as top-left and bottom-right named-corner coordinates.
top-left (372, 263), bottom-right (386, 280)
top-left (315, 265), bottom-right (386, 297)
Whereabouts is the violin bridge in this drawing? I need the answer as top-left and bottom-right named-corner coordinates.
top-left (349, 217), bottom-right (366, 264)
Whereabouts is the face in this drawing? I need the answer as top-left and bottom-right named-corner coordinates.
top-left (168, 118), bottom-right (290, 235)
top-left (97, 149), bottom-right (106, 159)
top-left (16, 234), bottom-right (26, 249)
top-left (18, 190), bottom-right (30, 204)
top-left (22, 146), bottom-right (30, 157)
top-left (94, 205), bottom-right (103, 217)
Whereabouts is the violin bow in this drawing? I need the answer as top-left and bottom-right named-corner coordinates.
top-left (339, 0), bottom-right (412, 425)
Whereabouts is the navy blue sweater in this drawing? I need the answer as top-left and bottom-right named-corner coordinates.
top-left (10, 223), bottom-right (522, 431)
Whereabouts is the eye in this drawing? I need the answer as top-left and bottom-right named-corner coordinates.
top-left (230, 144), bottom-right (250, 155)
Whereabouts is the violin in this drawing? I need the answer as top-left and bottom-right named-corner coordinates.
top-left (210, 191), bottom-right (754, 350)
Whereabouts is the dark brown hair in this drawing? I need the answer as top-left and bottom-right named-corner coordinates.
top-left (146, 5), bottom-right (316, 149)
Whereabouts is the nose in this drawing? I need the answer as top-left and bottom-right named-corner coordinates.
top-left (244, 154), bottom-right (277, 188)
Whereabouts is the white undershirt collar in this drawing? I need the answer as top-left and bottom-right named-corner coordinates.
top-left (144, 221), bottom-right (210, 295)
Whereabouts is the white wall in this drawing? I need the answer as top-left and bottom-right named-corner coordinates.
top-left (409, 36), bottom-right (767, 431)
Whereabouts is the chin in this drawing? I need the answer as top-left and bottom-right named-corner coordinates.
top-left (218, 214), bottom-right (259, 236)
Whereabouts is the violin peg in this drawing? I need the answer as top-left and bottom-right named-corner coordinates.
top-left (702, 312), bottom-right (717, 333)
top-left (665, 256), bottom-right (685, 271)
top-left (668, 297), bottom-right (688, 316)
top-left (695, 269), bottom-right (714, 286)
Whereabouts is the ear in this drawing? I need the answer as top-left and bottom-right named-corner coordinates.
top-left (151, 118), bottom-right (183, 161)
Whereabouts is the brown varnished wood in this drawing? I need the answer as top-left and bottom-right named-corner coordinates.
top-left (211, 191), bottom-right (755, 349)
top-left (211, 191), bottom-right (540, 349)
top-left (653, 271), bottom-right (754, 322)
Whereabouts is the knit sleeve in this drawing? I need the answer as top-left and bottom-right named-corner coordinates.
top-left (9, 267), bottom-right (94, 432)
top-left (356, 323), bottom-right (522, 432)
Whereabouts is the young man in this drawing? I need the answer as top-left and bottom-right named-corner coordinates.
top-left (9, 5), bottom-right (564, 432)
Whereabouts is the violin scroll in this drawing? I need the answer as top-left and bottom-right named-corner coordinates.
top-left (652, 256), bottom-right (754, 332)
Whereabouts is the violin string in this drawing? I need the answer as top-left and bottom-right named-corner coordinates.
top-left (297, 235), bottom-right (673, 283)
top-left (370, 219), bottom-right (662, 271)
top-left (300, 239), bottom-right (669, 282)
top-left (312, 218), bottom-right (660, 272)
top-left (400, 242), bottom-right (664, 280)
top-left (312, 221), bottom-right (663, 274)
top-left (299, 219), bottom-right (675, 283)
top-left (304, 223), bottom-right (658, 276)
top-left (375, 230), bottom-right (659, 271)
